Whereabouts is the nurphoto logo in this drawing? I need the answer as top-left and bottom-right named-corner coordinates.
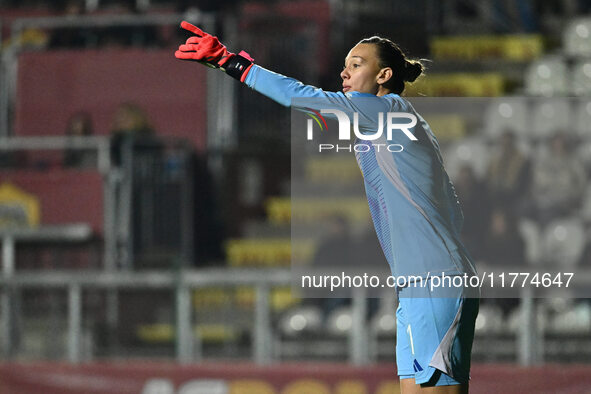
top-left (305, 108), bottom-right (418, 153)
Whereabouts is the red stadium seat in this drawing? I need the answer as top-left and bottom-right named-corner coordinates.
top-left (14, 49), bottom-right (208, 150)
top-left (0, 169), bottom-right (104, 233)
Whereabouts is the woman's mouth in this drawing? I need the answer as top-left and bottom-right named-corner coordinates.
top-left (343, 86), bottom-right (351, 92)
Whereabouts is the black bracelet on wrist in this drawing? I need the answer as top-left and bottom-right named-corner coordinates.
top-left (224, 54), bottom-right (253, 81)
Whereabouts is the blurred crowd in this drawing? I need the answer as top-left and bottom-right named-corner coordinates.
top-left (455, 129), bottom-right (587, 269)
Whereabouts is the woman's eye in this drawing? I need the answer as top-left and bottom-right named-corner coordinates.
top-left (352, 64), bottom-right (360, 68)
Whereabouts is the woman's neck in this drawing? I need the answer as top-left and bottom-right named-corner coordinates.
top-left (377, 86), bottom-right (392, 96)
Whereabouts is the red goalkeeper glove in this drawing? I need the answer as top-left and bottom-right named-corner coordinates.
top-left (175, 21), bottom-right (254, 82)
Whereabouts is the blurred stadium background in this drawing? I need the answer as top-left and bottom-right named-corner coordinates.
top-left (0, 0), bottom-right (591, 393)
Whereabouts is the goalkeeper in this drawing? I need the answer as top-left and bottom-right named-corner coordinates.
top-left (176, 21), bottom-right (479, 394)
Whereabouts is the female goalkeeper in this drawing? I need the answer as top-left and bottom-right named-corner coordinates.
top-left (176, 21), bottom-right (479, 394)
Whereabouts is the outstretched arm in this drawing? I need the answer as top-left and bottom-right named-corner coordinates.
top-left (243, 64), bottom-right (348, 108)
top-left (174, 21), bottom-right (392, 116)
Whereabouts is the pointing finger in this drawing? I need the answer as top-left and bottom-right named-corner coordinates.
top-left (180, 21), bottom-right (205, 36)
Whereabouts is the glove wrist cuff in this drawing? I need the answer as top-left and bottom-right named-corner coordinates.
top-left (224, 51), bottom-right (254, 82)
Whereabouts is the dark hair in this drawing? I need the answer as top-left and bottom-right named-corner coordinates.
top-left (358, 36), bottom-right (423, 94)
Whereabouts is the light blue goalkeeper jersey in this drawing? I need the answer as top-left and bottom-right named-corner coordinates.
top-left (245, 65), bottom-right (477, 279)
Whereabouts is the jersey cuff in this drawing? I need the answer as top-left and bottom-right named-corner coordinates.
top-left (244, 64), bottom-right (261, 88)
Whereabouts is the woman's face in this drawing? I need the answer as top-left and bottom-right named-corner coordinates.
top-left (341, 43), bottom-right (387, 95)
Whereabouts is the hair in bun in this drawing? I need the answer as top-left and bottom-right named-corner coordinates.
top-left (403, 60), bottom-right (423, 83)
top-left (358, 36), bottom-right (424, 94)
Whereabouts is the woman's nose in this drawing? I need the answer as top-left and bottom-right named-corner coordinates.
top-left (340, 69), bottom-right (349, 80)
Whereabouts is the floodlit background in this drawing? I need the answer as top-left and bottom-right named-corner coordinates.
top-left (0, 0), bottom-right (590, 393)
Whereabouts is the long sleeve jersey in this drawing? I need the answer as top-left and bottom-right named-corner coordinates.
top-left (245, 65), bottom-right (477, 280)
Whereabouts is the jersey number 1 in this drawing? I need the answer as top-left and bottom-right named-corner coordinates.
top-left (407, 324), bottom-right (415, 355)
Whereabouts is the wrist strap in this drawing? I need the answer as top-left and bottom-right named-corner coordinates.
top-left (225, 51), bottom-right (254, 82)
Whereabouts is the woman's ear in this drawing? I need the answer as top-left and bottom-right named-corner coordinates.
top-left (376, 67), bottom-right (393, 85)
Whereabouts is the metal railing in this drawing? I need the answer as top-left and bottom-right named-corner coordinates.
top-left (0, 136), bottom-right (112, 171)
top-left (0, 269), bottom-right (291, 364)
top-left (0, 135), bottom-right (198, 362)
top-left (0, 136), bottom-right (115, 267)
top-left (2, 267), bottom-right (585, 365)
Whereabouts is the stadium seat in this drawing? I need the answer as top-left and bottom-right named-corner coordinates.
top-left (541, 217), bottom-right (586, 267)
top-left (370, 311), bottom-right (396, 336)
top-left (530, 99), bottom-right (572, 140)
top-left (549, 302), bottom-right (591, 334)
top-left (507, 303), bottom-right (549, 334)
top-left (15, 50), bottom-right (208, 149)
top-left (570, 60), bottom-right (591, 96)
top-left (483, 98), bottom-right (529, 140)
top-left (225, 238), bottom-right (315, 267)
top-left (305, 157), bottom-right (362, 184)
top-left (524, 56), bottom-right (568, 96)
top-left (0, 170), bottom-right (103, 232)
top-left (563, 18), bottom-right (591, 57)
top-left (136, 323), bottom-right (239, 344)
top-left (278, 306), bottom-right (324, 337)
top-left (369, 291), bottom-right (397, 336)
top-left (326, 306), bottom-right (353, 336)
top-left (474, 303), bottom-right (505, 334)
top-left (442, 136), bottom-right (490, 179)
top-left (266, 197), bottom-right (370, 226)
